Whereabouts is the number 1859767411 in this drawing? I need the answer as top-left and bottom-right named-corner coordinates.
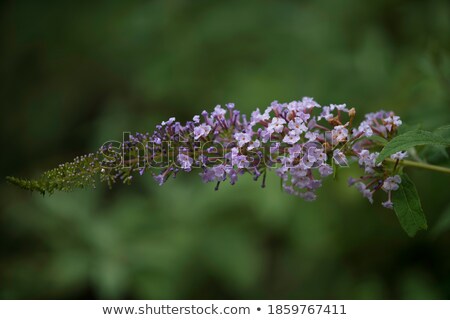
top-left (267, 304), bottom-right (346, 315)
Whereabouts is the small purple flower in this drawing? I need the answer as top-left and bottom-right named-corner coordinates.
top-left (212, 105), bottom-right (227, 118)
top-left (259, 129), bottom-right (272, 143)
top-left (282, 131), bottom-right (300, 145)
top-left (358, 150), bottom-right (371, 166)
top-left (161, 117), bottom-right (176, 126)
top-left (234, 132), bottom-right (252, 147)
top-left (153, 137), bottom-right (162, 144)
top-left (287, 101), bottom-right (300, 113)
top-left (283, 184), bottom-right (296, 195)
top-left (331, 125), bottom-right (348, 143)
top-left (193, 123), bottom-right (212, 140)
top-left (382, 200), bottom-right (394, 209)
top-left (250, 108), bottom-right (270, 124)
top-left (267, 117), bottom-right (286, 133)
top-left (200, 168), bottom-right (216, 183)
top-left (330, 103), bottom-right (348, 112)
top-left (304, 146), bottom-right (326, 167)
top-left (300, 191), bottom-right (317, 201)
top-left (347, 177), bottom-right (358, 186)
top-left (227, 168), bottom-right (239, 185)
top-left (318, 106), bottom-right (333, 121)
top-left (384, 115), bottom-right (402, 131)
top-left (356, 121), bottom-right (373, 137)
top-left (288, 144), bottom-right (303, 158)
top-left (390, 151), bottom-right (408, 160)
top-left (269, 142), bottom-right (280, 155)
top-left (333, 149), bottom-right (348, 167)
top-left (318, 164), bottom-right (333, 177)
top-left (153, 173), bottom-right (166, 186)
top-left (355, 182), bottom-right (373, 204)
top-left (178, 154), bottom-right (193, 171)
top-left (226, 103), bottom-right (235, 110)
top-left (247, 139), bottom-right (261, 150)
top-left (357, 150), bottom-right (379, 172)
top-left (305, 131), bottom-right (319, 142)
top-left (382, 175), bottom-right (401, 191)
top-left (297, 112), bottom-right (311, 122)
top-left (301, 97), bottom-right (320, 110)
top-left (288, 117), bottom-right (308, 134)
top-left (233, 154), bottom-right (250, 169)
top-left (212, 165), bottom-right (227, 179)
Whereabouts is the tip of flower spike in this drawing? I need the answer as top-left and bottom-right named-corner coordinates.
top-left (6, 176), bottom-right (47, 195)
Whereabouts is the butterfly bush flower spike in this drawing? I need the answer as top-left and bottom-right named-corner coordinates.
top-left (7, 97), bottom-right (411, 211)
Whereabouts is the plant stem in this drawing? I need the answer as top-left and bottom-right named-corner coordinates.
top-left (385, 158), bottom-right (450, 174)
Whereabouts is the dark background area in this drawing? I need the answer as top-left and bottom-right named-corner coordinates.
top-left (1, 0), bottom-right (450, 299)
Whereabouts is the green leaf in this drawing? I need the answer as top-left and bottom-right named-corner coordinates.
top-left (376, 130), bottom-right (450, 163)
top-left (434, 124), bottom-right (450, 139)
top-left (392, 173), bottom-right (427, 237)
top-left (417, 125), bottom-right (450, 163)
top-left (431, 125), bottom-right (450, 159)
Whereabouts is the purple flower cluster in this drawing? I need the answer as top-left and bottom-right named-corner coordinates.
top-left (349, 111), bottom-right (406, 208)
top-left (101, 97), bottom-right (405, 208)
top-left (12, 97), bottom-right (406, 207)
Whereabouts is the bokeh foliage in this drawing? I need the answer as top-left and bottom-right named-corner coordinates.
top-left (1, 0), bottom-right (450, 299)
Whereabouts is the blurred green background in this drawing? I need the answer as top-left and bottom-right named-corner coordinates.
top-left (1, 0), bottom-right (450, 299)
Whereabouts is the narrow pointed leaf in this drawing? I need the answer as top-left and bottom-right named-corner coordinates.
top-left (392, 173), bottom-right (427, 237)
top-left (376, 130), bottom-right (450, 163)
top-left (434, 124), bottom-right (450, 138)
